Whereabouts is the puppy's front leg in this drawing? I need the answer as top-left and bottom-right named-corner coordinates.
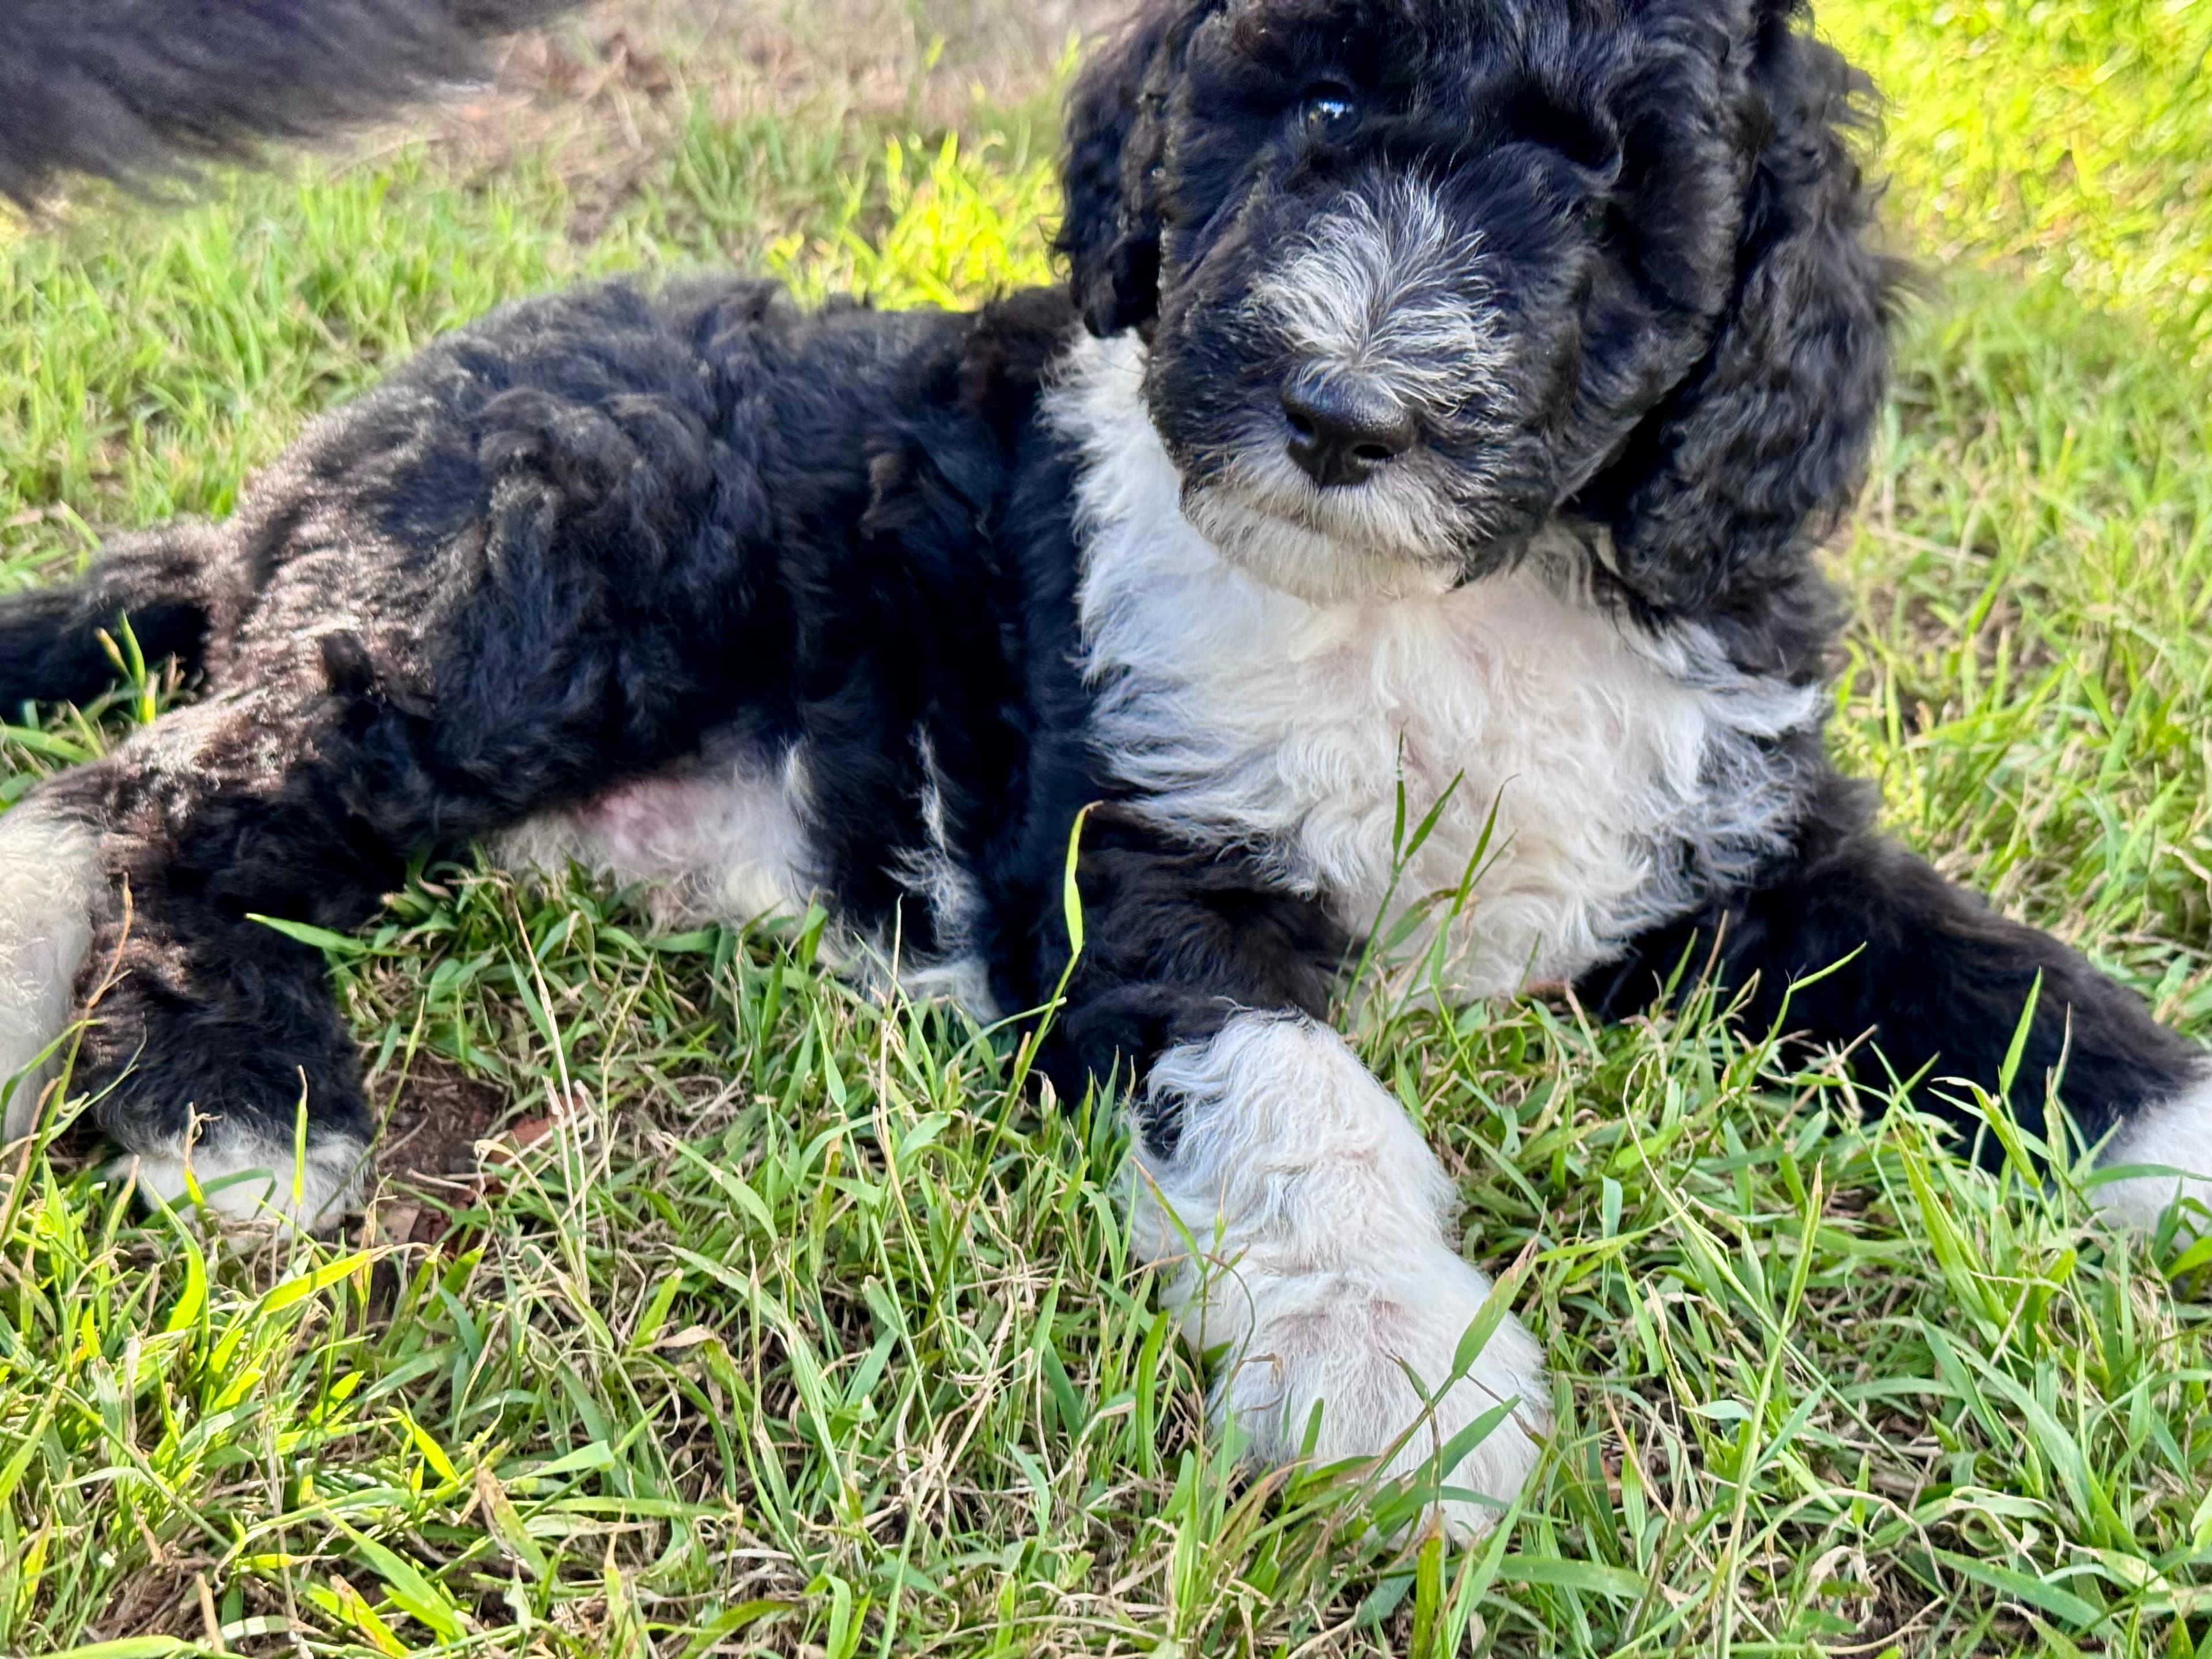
top-left (1043, 816), bottom-right (1547, 1538)
top-left (1138, 1013), bottom-right (1549, 1539)
top-left (1584, 792), bottom-right (2212, 1234)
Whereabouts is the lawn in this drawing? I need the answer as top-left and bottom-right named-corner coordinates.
top-left (2, 0), bottom-right (2210, 1653)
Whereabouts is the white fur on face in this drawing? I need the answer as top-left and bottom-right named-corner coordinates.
top-left (2097, 1069), bottom-right (2212, 1234)
top-left (1248, 177), bottom-right (1512, 422)
top-left (0, 798), bottom-right (103, 1144)
top-left (123, 1120), bottom-right (368, 1232)
top-left (1183, 444), bottom-right (1471, 604)
top-left (1053, 328), bottom-right (1820, 996)
top-left (1173, 177), bottom-right (1517, 600)
top-left (1135, 1012), bottom-right (1548, 1539)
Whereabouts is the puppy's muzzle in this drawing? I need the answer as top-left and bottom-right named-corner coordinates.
top-left (1280, 365), bottom-right (1415, 489)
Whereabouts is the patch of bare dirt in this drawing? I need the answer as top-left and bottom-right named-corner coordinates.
top-left (74, 1565), bottom-right (202, 1647)
top-left (358, 1054), bottom-right (513, 1256)
top-left (391, 0), bottom-right (1129, 226)
top-left (375, 1054), bottom-right (510, 1186)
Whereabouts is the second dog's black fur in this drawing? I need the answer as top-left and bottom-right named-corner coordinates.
top-left (1, 0), bottom-right (577, 210)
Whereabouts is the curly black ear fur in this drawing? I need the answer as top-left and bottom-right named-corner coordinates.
top-left (1582, 2), bottom-right (1897, 614)
top-left (1054, 0), bottom-right (1206, 338)
top-left (0, 0), bottom-right (579, 212)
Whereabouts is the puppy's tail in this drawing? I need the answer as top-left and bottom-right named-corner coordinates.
top-left (0, 528), bottom-right (217, 711)
top-left (1, 0), bottom-right (581, 211)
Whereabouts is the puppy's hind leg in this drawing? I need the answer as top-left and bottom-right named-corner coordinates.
top-left (0, 793), bottom-right (105, 1144)
top-left (0, 526), bottom-right (228, 1141)
top-left (58, 702), bottom-right (385, 1232)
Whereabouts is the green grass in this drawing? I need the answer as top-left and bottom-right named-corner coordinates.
top-left (4, 3), bottom-right (2211, 1653)
top-left (1823, 0), bottom-right (2212, 369)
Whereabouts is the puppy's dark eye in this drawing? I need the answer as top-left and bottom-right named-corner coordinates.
top-left (1300, 85), bottom-right (1359, 139)
top-left (1581, 198), bottom-right (1611, 238)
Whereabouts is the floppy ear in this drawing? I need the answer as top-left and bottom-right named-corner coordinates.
top-left (1586, 6), bottom-right (1896, 613)
top-left (1055, 1), bottom-right (1199, 337)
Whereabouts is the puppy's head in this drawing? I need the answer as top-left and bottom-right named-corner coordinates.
top-left (1057, 0), bottom-right (1892, 608)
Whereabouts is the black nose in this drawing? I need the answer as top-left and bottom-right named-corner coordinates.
top-left (1282, 371), bottom-right (1416, 488)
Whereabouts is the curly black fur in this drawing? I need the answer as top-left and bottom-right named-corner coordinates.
top-left (0, 0), bottom-right (578, 210)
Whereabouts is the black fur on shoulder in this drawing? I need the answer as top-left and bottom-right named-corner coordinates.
top-left (0, 0), bottom-right (580, 211)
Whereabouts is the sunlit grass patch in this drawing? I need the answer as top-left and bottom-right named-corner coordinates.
top-left (1823, 0), bottom-right (2212, 366)
top-left (1832, 272), bottom-right (2212, 1027)
top-left (768, 132), bottom-right (1058, 309)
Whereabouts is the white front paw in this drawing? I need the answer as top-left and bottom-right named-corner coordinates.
top-left (1198, 1247), bottom-right (1549, 1541)
top-left (1135, 1012), bottom-right (1549, 1539)
top-left (2097, 1069), bottom-right (2212, 1237)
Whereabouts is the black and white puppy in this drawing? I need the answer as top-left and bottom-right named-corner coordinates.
top-left (3, 0), bottom-right (2208, 1537)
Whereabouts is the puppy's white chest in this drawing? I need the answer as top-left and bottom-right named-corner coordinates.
top-left (1067, 377), bottom-right (1817, 992)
